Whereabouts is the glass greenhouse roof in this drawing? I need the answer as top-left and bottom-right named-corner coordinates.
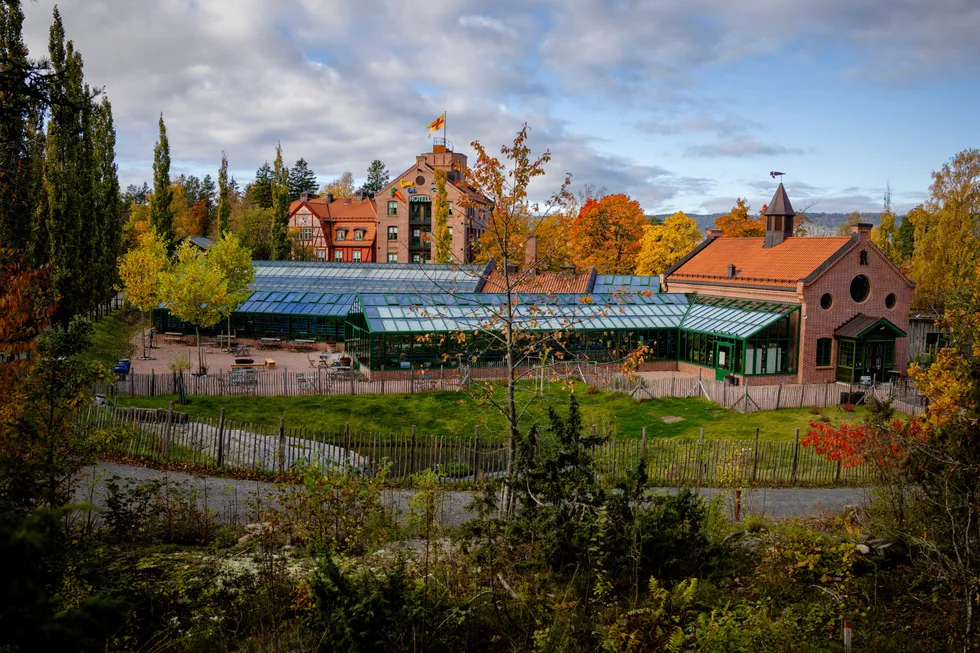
top-left (592, 274), bottom-right (660, 293)
top-left (236, 291), bottom-right (356, 317)
top-left (250, 260), bottom-right (489, 294)
top-left (354, 293), bottom-right (691, 334)
top-left (679, 296), bottom-right (799, 339)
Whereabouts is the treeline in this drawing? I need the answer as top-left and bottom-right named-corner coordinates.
top-left (0, 4), bottom-right (120, 326)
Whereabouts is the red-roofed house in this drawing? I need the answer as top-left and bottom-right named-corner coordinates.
top-left (288, 191), bottom-right (378, 262)
top-left (663, 184), bottom-right (915, 385)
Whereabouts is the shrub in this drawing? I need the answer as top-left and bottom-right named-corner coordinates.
top-left (842, 403), bottom-right (856, 413)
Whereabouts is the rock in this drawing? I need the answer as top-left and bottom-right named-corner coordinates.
top-left (238, 534), bottom-right (253, 546)
top-left (855, 544), bottom-right (870, 554)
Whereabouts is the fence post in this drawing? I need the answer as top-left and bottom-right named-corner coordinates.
top-left (474, 425), bottom-right (481, 481)
top-left (130, 372), bottom-right (134, 397)
top-left (151, 369), bottom-right (155, 397)
top-left (164, 400), bottom-right (175, 461)
top-left (752, 427), bottom-right (760, 483)
top-left (742, 382), bottom-right (749, 413)
top-left (836, 459), bottom-right (842, 484)
top-left (283, 369), bottom-right (288, 396)
top-left (381, 364), bottom-right (385, 394)
top-left (344, 422), bottom-right (352, 470)
top-left (216, 408), bottom-right (226, 468)
top-left (410, 425), bottom-right (417, 477)
top-left (278, 417), bottom-right (286, 474)
top-left (824, 381), bottom-right (830, 408)
top-left (591, 424), bottom-right (599, 482)
top-left (775, 383), bottom-right (782, 410)
top-left (791, 427), bottom-right (800, 485)
top-left (696, 427), bottom-right (705, 488)
top-left (641, 426), bottom-right (647, 457)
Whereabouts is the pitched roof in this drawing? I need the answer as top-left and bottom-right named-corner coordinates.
top-left (764, 183), bottom-right (795, 216)
top-left (289, 197), bottom-right (376, 221)
top-left (481, 268), bottom-right (592, 294)
top-left (834, 314), bottom-right (906, 339)
top-left (289, 197), bottom-right (331, 219)
top-left (667, 236), bottom-right (853, 289)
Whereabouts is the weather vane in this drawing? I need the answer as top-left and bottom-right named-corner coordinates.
top-left (770, 171), bottom-right (785, 179)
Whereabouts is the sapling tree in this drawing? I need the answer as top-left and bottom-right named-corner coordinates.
top-left (161, 242), bottom-right (228, 374)
top-left (117, 228), bottom-right (168, 359)
top-left (207, 231), bottom-right (255, 352)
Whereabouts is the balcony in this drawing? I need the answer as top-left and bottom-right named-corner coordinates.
top-left (432, 136), bottom-right (454, 151)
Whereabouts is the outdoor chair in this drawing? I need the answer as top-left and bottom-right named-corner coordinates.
top-left (296, 373), bottom-right (314, 393)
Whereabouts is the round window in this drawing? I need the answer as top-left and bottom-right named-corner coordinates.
top-left (820, 293), bottom-right (833, 310)
top-left (885, 293), bottom-right (897, 309)
top-left (415, 175), bottom-right (426, 186)
top-left (850, 274), bottom-right (870, 303)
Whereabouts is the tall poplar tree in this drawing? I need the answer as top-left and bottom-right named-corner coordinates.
top-left (217, 151), bottom-right (231, 234)
top-left (150, 114), bottom-right (174, 246)
top-left (270, 142), bottom-right (291, 260)
top-left (92, 94), bottom-right (121, 307)
top-left (0, 0), bottom-right (34, 253)
top-left (433, 167), bottom-right (451, 264)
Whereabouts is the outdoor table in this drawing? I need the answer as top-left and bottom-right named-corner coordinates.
top-left (259, 338), bottom-right (281, 350)
top-left (163, 332), bottom-right (184, 344)
top-left (291, 339), bottom-right (315, 352)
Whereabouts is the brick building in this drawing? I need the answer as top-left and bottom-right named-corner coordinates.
top-left (288, 191), bottom-right (377, 262)
top-left (663, 183), bottom-right (914, 385)
top-left (376, 139), bottom-right (490, 264)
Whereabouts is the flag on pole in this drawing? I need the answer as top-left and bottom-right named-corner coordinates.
top-left (427, 113), bottom-right (446, 137)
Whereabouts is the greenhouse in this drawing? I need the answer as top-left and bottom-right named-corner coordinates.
top-left (343, 292), bottom-right (801, 378)
top-left (152, 261), bottom-right (489, 342)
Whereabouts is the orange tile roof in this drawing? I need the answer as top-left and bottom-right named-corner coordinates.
top-left (289, 198), bottom-right (330, 219)
top-left (331, 223), bottom-right (376, 247)
top-left (668, 236), bottom-right (853, 288)
top-left (482, 269), bottom-right (592, 293)
top-left (327, 197), bottom-right (378, 220)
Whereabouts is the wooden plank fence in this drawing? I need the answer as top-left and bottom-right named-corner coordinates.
top-left (79, 405), bottom-right (878, 487)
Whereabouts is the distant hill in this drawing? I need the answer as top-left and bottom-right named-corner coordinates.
top-left (649, 212), bottom-right (884, 236)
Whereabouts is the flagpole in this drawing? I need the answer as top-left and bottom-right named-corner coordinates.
top-left (444, 110), bottom-right (447, 148)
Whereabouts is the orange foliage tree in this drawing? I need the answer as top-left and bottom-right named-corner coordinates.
top-left (0, 250), bottom-right (55, 404)
top-left (569, 193), bottom-right (647, 274)
top-left (714, 198), bottom-right (765, 237)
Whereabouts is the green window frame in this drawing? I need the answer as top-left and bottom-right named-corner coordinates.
top-left (816, 338), bottom-right (832, 367)
top-left (838, 340), bottom-right (855, 367)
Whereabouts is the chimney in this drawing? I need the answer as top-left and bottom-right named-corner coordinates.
top-left (355, 189), bottom-right (365, 201)
top-left (326, 192), bottom-right (335, 204)
top-left (763, 183), bottom-right (796, 248)
top-left (560, 264), bottom-right (576, 276)
top-left (524, 235), bottom-right (538, 273)
top-left (705, 228), bottom-right (723, 239)
top-left (851, 223), bottom-right (873, 241)
top-left (727, 263), bottom-right (736, 279)
top-left (300, 191), bottom-right (308, 202)
top-left (505, 262), bottom-right (519, 275)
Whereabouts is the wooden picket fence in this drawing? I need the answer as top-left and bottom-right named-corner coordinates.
top-left (79, 405), bottom-right (878, 487)
top-left (98, 363), bottom-right (924, 417)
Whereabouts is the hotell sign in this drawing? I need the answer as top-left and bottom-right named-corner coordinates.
top-left (409, 195), bottom-right (431, 203)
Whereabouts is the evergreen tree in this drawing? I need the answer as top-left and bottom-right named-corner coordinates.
top-left (363, 159), bottom-right (389, 195)
top-left (44, 8), bottom-right (96, 326)
top-left (270, 143), bottom-right (291, 260)
top-left (200, 173), bottom-right (216, 235)
top-left (0, 0), bottom-right (35, 253)
top-left (246, 162), bottom-right (273, 208)
top-left (287, 158), bottom-right (318, 199)
top-left (217, 152), bottom-right (231, 235)
top-left (896, 209), bottom-right (917, 263)
top-left (92, 94), bottom-right (121, 306)
top-left (150, 114), bottom-right (174, 246)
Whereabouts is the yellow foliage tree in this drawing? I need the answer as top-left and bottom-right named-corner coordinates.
top-left (122, 201), bottom-right (152, 251)
top-left (321, 171), bottom-right (355, 199)
top-left (207, 232), bottom-right (255, 351)
top-left (908, 148), bottom-right (980, 310)
top-left (432, 168), bottom-right (452, 264)
top-left (634, 212), bottom-right (703, 275)
top-left (117, 228), bottom-right (169, 359)
top-left (162, 242), bottom-right (228, 374)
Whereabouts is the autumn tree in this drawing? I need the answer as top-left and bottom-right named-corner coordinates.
top-left (634, 211), bottom-right (702, 275)
top-left (714, 198), bottom-right (765, 237)
top-left (150, 114), bottom-right (174, 246)
top-left (872, 185), bottom-right (901, 265)
top-left (269, 142), bottom-right (291, 260)
top-left (534, 210), bottom-right (574, 271)
top-left (235, 204), bottom-right (274, 260)
top-left (321, 171), bottom-right (355, 199)
top-left (162, 242), bottom-right (228, 374)
top-left (363, 159), bottom-right (389, 195)
top-left (432, 167), bottom-right (451, 264)
top-left (117, 228), bottom-right (168, 359)
top-left (171, 180), bottom-right (209, 239)
top-left (288, 158), bottom-right (318, 199)
top-left (208, 232), bottom-right (255, 351)
top-left (569, 193), bottom-right (647, 274)
top-left (836, 211), bottom-right (863, 237)
top-left (908, 148), bottom-right (980, 310)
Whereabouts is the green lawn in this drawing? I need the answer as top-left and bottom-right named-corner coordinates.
top-left (115, 381), bottom-right (869, 443)
top-left (78, 308), bottom-right (143, 369)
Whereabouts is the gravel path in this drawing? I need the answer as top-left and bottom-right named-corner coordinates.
top-left (76, 462), bottom-right (870, 528)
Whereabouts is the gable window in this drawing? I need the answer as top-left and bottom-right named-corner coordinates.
top-left (820, 293), bottom-right (833, 310)
top-left (336, 229), bottom-right (346, 241)
top-left (300, 227), bottom-right (313, 241)
top-left (850, 274), bottom-right (870, 303)
top-left (334, 251), bottom-right (343, 262)
top-left (354, 230), bottom-right (364, 241)
top-left (387, 201), bottom-right (398, 216)
top-left (387, 252), bottom-right (398, 263)
top-left (352, 251), bottom-right (362, 262)
top-left (816, 338), bottom-right (832, 367)
top-left (387, 226), bottom-right (398, 240)
top-left (316, 249), bottom-right (325, 260)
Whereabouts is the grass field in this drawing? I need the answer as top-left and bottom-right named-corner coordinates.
top-left (78, 308), bottom-right (142, 369)
top-left (114, 381), bottom-right (870, 442)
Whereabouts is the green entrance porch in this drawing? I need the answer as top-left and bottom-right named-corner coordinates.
top-left (834, 314), bottom-right (906, 383)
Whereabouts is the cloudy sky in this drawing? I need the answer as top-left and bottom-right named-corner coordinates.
top-left (20, 0), bottom-right (980, 214)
